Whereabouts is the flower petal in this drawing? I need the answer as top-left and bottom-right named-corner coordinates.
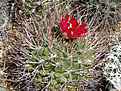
top-left (62, 15), bottom-right (64, 25)
top-left (67, 28), bottom-right (76, 38)
top-left (72, 24), bottom-right (87, 38)
top-left (77, 29), bottom-right (87, 36)
top-left (75, 23), bottom-right (87, 33)
top-left (66, 23), bottom-right (70, 28)
top-left (60, 15), bottom-right (66, 33)
top-left (69, 17), bottom-right (76, 22)
top-left (65, 14), bottom-right (69, 23)
top-left (73, 29), bottom-right (87, 37)
top-left (60, 22), bottom-right (64, 33)
top-left (69, 17), bottom-right (79, 28)
top-left (66, 28), bottom-right (72, 35)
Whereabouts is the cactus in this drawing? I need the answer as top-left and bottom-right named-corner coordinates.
top-left (2, 0), bottom-right (114, 90)
top-left (70, 0), bottom-right (121, 33)
top-left (100, 44), bottom-right (121, 90)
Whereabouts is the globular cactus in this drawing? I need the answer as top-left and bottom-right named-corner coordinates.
top-left (70, 0), bottom-right (121, 34)
top-left (100, 44), bottom-right (121, 90)
top-left (98, 21), bottom-right (121, 90)
top-left (3, 0), bottom-right (111, 90)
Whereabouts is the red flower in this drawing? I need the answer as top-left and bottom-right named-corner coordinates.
top-left (60, 14), bottom-right (87, 39)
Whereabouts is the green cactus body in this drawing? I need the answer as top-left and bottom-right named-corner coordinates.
top-left (26, 31), bottom-right (94, 90)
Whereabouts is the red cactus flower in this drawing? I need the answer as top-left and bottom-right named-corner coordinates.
top-left (60, 14), bottom-right (87, 39)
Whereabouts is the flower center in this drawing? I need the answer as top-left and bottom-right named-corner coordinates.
top-left (62, 32), bottom-right (69, 39)
top-left (68, 23), bottom-right (72, 29)
top-left (71, 31), bottom-right (73, 35)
